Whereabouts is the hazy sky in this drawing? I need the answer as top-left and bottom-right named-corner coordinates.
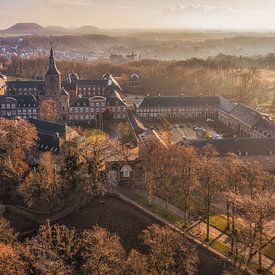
top-left (1, 0), bottom-right (275, 30)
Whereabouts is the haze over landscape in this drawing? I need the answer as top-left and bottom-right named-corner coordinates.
top-left (1, 0), bottom-right (275, 30)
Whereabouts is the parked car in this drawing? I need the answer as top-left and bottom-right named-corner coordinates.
top-left (213, 134), bottom-right (223, 140)
top-left (193, 126), bottom-right (203, 132)
top-left (206, 118), bottom-right (214, 122)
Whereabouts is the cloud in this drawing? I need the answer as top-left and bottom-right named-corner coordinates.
top-left (41, 0), bottom-right (96, 6)
top-left (163, 3), bottom-right (263, 17)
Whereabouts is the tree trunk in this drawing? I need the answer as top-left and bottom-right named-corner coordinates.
top-left (226, 199), bottom-right (230, 230)
top-left (258, 228), bottom-right (263, 272)
top-left (206, 212), bottom-right (210, 242)
top-left (231, 203), bottom-right (236, 253)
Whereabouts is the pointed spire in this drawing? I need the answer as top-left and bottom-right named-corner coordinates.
top-left (46, 42), bottom-right (61, 76)
top-left (50, 41), bottom-right (53, 58)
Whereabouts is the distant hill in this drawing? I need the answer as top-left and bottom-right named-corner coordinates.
top-left (73, 25), bottom-right (101, 34)
top-left (0, 23), bottom-right (102, 35)
top-left (45, 26), bottom-right (68, 33)
top-left (1, 23), bottom-right (45, 34)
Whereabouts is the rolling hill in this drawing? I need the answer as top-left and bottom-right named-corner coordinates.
top-left (0, 23), bottom-right (101, 35)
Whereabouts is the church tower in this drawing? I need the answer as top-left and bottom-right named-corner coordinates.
top-left (45, 43), bottom-right (61, 98)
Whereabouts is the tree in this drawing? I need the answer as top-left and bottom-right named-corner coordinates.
top-left (61, 141), bottom-right (84, 193)
top-left (156, 144), bottom-right (177, 209)
top-left (102, 107), bottom-right (113, 122)
top-left (224, 154), bottom-right (246, 234)
top-left (0, 216), bottom-right (17, 244)
top-left (175, 146), bottom-right (198, 228)
top-left (196, 144), bottom-right (223, 242)
top-left (18, 152), bottom-right (62, 209)
top-left (0, 244), bottom-right (27, 275)
top-left (38, 99), bottom-right (58, 121)
top-left (123, 249), bottom-right (149, 274)
top-left (83, 130), bottom-right (110, 195)
top-left (140, 225), bottom-right (199, 274)
top-left (0, 119), bottom-right (37, 199)
top-left (141, 139), bottom-right (160, 206)
top-left (229, 191), bottom-right (275, 272)
top-left (22, 221), bottom-right (79, 273)
top-left (81, 226), bottom-right (126, 274)
top-left (117, 122), bottom-right (136, 147)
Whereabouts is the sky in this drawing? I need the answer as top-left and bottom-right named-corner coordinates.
top-left (1, 0), bottom-right (275, 30)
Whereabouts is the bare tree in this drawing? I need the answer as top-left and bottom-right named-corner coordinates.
top-left (196, 144), bottom-right (223, 242)
top-left (175, 145), bottom-right (198, 227)
top-left (140, 224), bottom-right (199, 274)
top-left (38, 99), bottom-right (58, 122)
top-left (81, 226), bottom-right (126, 274)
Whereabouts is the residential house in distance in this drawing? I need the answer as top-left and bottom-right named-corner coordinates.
top-left (129, 74), bottom-right (142, 91)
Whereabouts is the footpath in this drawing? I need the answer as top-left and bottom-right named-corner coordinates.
top-left (116, 187), bottom-right (275, 274)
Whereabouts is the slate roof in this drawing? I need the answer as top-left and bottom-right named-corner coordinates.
top-left (62, 82), bottom-right (77, 91)
top-left (29, 118), bottom-right (66, 138)
top-left (230, 104), bottom-right (263, 127)
top-left (7, 81), bottom-right (46, 95)
top-left (127, 109), bottom-right (147, 134)
top-left (219, 97), bottom-right (236, 113)
top-left (106, 90), bottom-right (127, 107)
top-left (253, 119), bottom-right (275, 137)
top-left (46, 47), bottom-right (61, 76)
top-left (78, 80), bottom-right (108, 86)
top-left (0, 95), bottom-right (38, 108)
top-left (184, 138), bottom-right (275, 156)
top-left (37, 133), bottom-right (60, 153)
top-left (137, 96), bottom-right (220, 108)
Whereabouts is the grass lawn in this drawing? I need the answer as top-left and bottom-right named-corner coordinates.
top-left (200, 233), bottom-right (231, 256)
top-left (209, 214), bottom-right (230, 232)
top-left (130, 194), bottom-right (187, 229)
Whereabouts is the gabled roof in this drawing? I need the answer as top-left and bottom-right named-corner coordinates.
top-left (106, 90), bottom-right (127, 107)
top-left (0, 95), bottom-right (38, 107)
top-left (29, 118), bottom-right (66, 138)
top-left (127, 109), bottom-right (147, 134)
top-left (137, 96), bottom-right (220, 108)
top-left (219, 97), bottom-right (236, 113)
top-left (230, 104), bottom-right (263, 127)
top-left (62, 82), bottom-right (77, 91)
top-left (184, 138), bottom-right (275, 157)
top-left (78, 79), bottom-right (108, 86)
